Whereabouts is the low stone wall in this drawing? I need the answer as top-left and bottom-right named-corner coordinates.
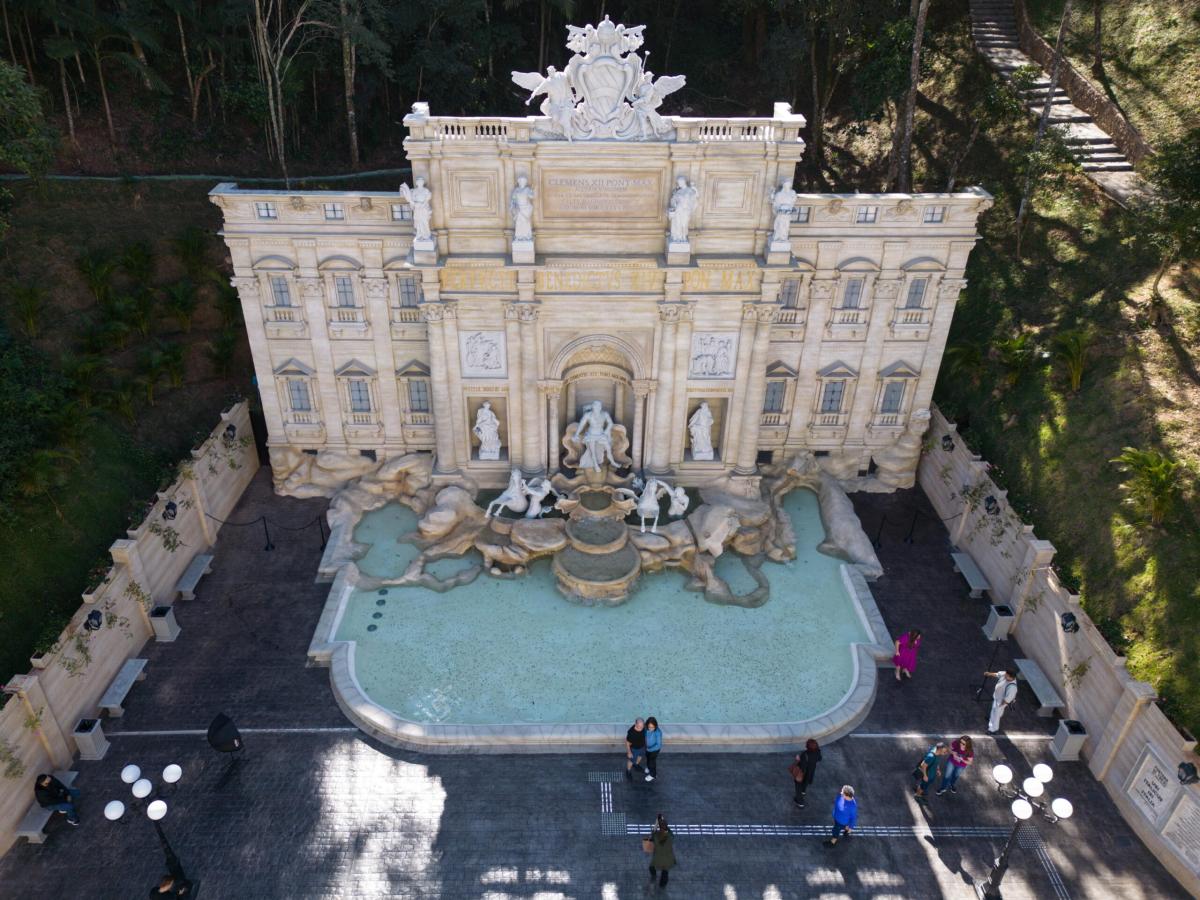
top-left (1013, 0), bottom-right (1154, 165)
top-left (0, 403), bottom-right (259, 857)
top-left (920, 405), bottom-right (1198, 893)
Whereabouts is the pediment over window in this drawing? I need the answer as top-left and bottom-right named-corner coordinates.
top-left (879, 360), bottom-right (920, 378)
top-left (395, 359), bottom-right (430, 377)
top-left (318, 255), bottom-right (364, 271)
top-left (252, 254), bottom-right (297, 271)
top-left (335, 358), bottom-right (377, 377)
top-left (766, 360), bottom-right (798, 378)
top-left (274, 357), bottom-right (316, 376)
top-left (383, 256), bottom-right (419, 270)
top-left (835, 256), bottom-right (879, 272)
top-left (900, 256), bottom-right (945, 272)
top-left (817, 360), bottom-right (858, 378)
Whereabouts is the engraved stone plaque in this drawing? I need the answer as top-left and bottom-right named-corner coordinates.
top-left (689, 332), bottom-right (739, 379)
top-left (540, 169), bottom-right (663, 220)
top-left (459, 330), bottom-right (508, 378)
top-left (1162, 791), bottom-right (1200, 875)
top-left (1126, 746), bottom-right (1181, 827)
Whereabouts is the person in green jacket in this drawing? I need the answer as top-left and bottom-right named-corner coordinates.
top-left (646, 813), bottom-right (676, 888)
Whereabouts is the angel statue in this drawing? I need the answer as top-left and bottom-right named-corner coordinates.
top-left (399, 177), bottom-right (433, 242)
top-left (512, 66), bottom-right (576, 141)
top-left (631, 70), bottom-right (686, 140)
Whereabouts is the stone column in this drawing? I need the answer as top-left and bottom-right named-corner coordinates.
top-left (503, 303), bottom-right (524, 466)
top-left (734, 304), bottom-right (779, 474)
top-left (541, 381), bottom-right (563, 474)
top-left (6, 674), bottom-right (72, 769)
top-left (566, 382), bottom-right (577, 424)
top-left (724, 305), bottom-right (761, 467)
top-left (518, 303), bottom-right (544, 476)
top-left (422, 302), bottom-right (458, 473)
top-left (631, 379), bottom-right (653, 471)
top-left (647, 304), bottom-right (681, 475)
top-left (613, 382), bottom-right (625, 423)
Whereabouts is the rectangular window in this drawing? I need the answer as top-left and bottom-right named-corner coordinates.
top-left (334, 275), bottom-right (356, 307)
top-left (905, 278), bottom-right (928, 309)
top-left (856, 205), bottom-right (878, 224)
top-left (287, 379), bottom-right (311, 412)
top-left (270, 276), bottom-right (292, 307)
top-left (790, 206), bottom-right (810, 224)
top-left (843, 277), bottom-right (865, 308)
top-left (881, 381), bottom-right (905, 413)
top-left (408, 379), bottom-right (430, 412)
top-left (391, 203), bottom-right (413, 222)
top-left (397, 276), bottom-right (421, 307)
top-left (348, 379), bottom-right (371, 413)
top-left (763, 380), bottom-right (787, 413)
top-left (255, 201), bottom-right (278, 220)
top-left (923, 205), bottom-right (946, 224)
top-left (820, 381), bottom-right (845, 413)
top-left (323, 202), bottom-right (345, 221)
top-left (779, 279), bottom-right (801, 309)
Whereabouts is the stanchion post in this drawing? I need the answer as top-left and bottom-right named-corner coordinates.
top-left (261, 517), bottom-right (275, 551)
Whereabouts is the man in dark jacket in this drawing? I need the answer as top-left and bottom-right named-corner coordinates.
top-left (34, 773), bottom-right (80, 825)
top-left (792, 738), bottom-right (822, 808)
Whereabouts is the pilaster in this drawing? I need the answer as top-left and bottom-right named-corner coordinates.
top-left (422, 302), bottom-right (459, 473)
top-left (518, 303), bottom-right (544, 476)
top-left (734, 304), bottom-right (779, 474)
top-left (503, 303), bottom-right (525, 466)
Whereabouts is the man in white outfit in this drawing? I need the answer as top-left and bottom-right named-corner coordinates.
top-left (985, 669), bottom-right (1019, 734)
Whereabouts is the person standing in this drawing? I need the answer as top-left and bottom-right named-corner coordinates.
top-left (34, 773), bottom-right (80, 826)
top-left (914, 742), bottom-right (949, 802)
top-left (626, 717), bottom-right (647, 780)
top-left (646, 813), bottom-right (676, 887)
top-left (644, 717), bottom-right (662, 782)
top-left (893, 629), bottom-right (923, 681)
top-left (823, 785), bottom-right (857, 847)
top-left (791, 738), bottom-right (822, 808)
top-left (937, 735), bottom-right (975, 795)
top-left (985, 669), bottom-right (1019, 734)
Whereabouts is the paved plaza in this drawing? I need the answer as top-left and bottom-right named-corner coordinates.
top-left (0, 471), bottom-right (1185, 899)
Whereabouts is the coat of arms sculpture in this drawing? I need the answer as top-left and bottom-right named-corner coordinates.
top-left (512, 16), bottom-right (686, 141)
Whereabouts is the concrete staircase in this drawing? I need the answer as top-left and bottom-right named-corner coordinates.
top-left (968, 0), bottom-right (1140, 183)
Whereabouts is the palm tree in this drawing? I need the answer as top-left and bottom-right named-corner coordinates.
top-left (128, 289), bottom-right (157, 337)
top-left (1054, 330), bottom-right (1090, 393)
top-left (172, 226), bottom-right (213, 282)
top-left (942, 343), bottom-right (984, 387)
top-left (1110, 447), bottom-right (1180, 527)
top-left (60, 352), bottom-right (113, 408)
top-left (11, 284), bottom-right (47, 338)
top-left (120, 240), bottom-right (156, 286)
top-left (136, 344), bottom-right (168, 405)
top-left (161, 341), bottom-right (186, 388)
top-left (76, 248), bottom-right (119, 306)
top-left (17, 448), bottom-right (75, 520)
top-left (102, 375), bottom-right (138, 424)
top-left (995, 334), bottom-right (1036, 388)
top-left (163, 280), bottom-right (198, 332)
top-left (205, 328), bottom-right (239, 377)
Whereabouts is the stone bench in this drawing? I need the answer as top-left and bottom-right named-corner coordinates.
top-left (1015, 657), bottom-right (1066, 717)
top-left (16, 770), bottom-right (78, 844)
top-left (175, 553), bottom-right (214, 601)
top-left (99, 658), bottom-right (148, 718)
top-left (950, 551), bottom-right (991, 598)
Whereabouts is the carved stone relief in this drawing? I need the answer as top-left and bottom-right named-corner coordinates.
top-left (689, 332), bottom-right (739, 379)
top-left (459, 330), bottom-right (508, 377)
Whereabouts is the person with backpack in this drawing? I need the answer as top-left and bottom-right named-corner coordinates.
top-left (913, 741), bottom-right (949, 802)
top-left (790, 738), bottom-right (821, 808)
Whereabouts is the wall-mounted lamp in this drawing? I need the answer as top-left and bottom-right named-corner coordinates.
top-left (1179, 762), bottom-right (1199, 786)
top-left (1060, 612), bottom-right (1080, 634)
top-left (223, 423), bottom-right (238, 441)
top-left (162, 501), bottom-right (177, 521)
top-left (984, 495), bottom-right (1001, 516)
top-left (942, 435), bottom-right (955, 452)
top-left (84, 610), bottom-right (103, 632)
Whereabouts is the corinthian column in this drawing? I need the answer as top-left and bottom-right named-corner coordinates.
top-left (422, 302), bottom-right (458, 473)
top-left (504, 303), bottom-right (524, 466)
top-left (518, 303), bottom-right (543, 476)
top-left (647, 304), bottom-right (681, 475)
top-left (734, 304), bottom-right (779, 474)
top-left (541, 381), bottom-right (563, 474)
top-left (631, 379), bottom-right (654, 471)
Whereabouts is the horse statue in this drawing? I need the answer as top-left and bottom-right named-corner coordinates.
top-left (522, 478), bottom-right (558, 518)
top-left (616, 478), bottom-right (691, 533)
top-left (486, 468), bottom-right (530, 519)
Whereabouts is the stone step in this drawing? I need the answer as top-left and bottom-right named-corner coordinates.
top-left (1063, 135), bottom-right (1117, 146)
top-left (1082, 161), bottom-right (1135, 172)
top-left (1078, 152), bottom-right (1129, 163)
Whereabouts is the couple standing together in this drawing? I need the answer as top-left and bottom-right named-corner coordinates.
top-left (626, 717), bottom-right (662, 782)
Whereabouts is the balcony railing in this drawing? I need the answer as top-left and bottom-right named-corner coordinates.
top-left (348, 412), bottom-right (375, 425)
top-left (775, 308), bottom-right (804, 325)
top-left (760, 412), bottom-right (785, 426)
top-left (392, 307), bottom-right (422, 323)
top-left (813, 412), bottom-right (846, 427)
top-left (832, 309), bottom-right (864, 326)
top-left (268, 306), bottom-right (297, 322)
top-left (289, 412), bottom-right (315, 425)
top-left (407, 412), bottom-right (433, 425)
top-left (333, 308), bottom-right (364, 323)
top-left (895, 309), bottom-right (927, 325)
top-left (874, 413), bottom-right (901, 427)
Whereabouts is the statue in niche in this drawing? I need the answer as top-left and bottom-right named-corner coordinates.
top-left (575, 400), bottom-right (617, 472)
top-left (399, 176), bottom-right (433, 242)
top-left (472, 401), bottom-right (502, 460)
top-left (667, 176), bottom-right (698, 243)
top-left (688, 401), bottom-right (715, 461)
top-left (510, 176), bottom-right (535, 242)
top-left (770, 178), bottom-right (798, 244)
top-left (512, 65), bottom-right (577, 141)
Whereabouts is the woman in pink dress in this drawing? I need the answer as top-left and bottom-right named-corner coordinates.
top-left (893, 628), bottom-right (922, 681)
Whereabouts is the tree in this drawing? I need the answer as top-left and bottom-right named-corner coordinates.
top-left (162, 280), bottom-right (198, 332)
top-left (1110, 447), bottom-right (1180, 527)
top-left (0, 58), bottom-right (56, 175)
top-left (889, 0), bottom-right (930, 192)
top-left (1090, 0), bottom-right (1104, 80)
top-left (250, 0), bottom-right (320, 185)
top-left (1142, 128), bottom-right (1200, 301)
top-left (10, 284), bottom-right (47, 338)
top-left (1054, 329), bottom-right (1090, 393)
top-left (312, 0), bottom-right (391, 167)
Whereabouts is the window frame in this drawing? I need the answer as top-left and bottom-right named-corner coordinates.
top-left (880, 380), bottom-right (905, 414)
top-left (820, 380), bottom-right (845, 414)
top-left (391, 203), bottom-right (413, 222)
top-left (842, 277), bottom-right (865, 309)
top-left (923, 205), bottom-right (946, 224)
top-left (904, 278), bottom-right (928, 309)
top-left (763, 380), bottom-right (787, 413)
top-left (855, 205), bottom-right (879, 224)
top-left (255, 201), bottom-right (278, 220)
top-left (323, 202), bottom-right (346, 221)
top-left (269, 275), bottom-right (292, 307)
top-left (397, 276), bottom-right (421, 308)
top-left (333, 274), bottom-right (357, 308)
top-left (347, 378), bottom-right (372, 413)
top-left (408, 378), bottom-right (431, 413)
top-left (287, 378), bottom-right (312, 412)
top-left (790, 205), bottom-right (810, 224)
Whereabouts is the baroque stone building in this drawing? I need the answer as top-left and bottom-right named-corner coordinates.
top-left (210, 21), bottom-right (991, 493)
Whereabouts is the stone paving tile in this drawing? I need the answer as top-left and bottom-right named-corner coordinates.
top-left (0, 472), bottom-right (1185, 898)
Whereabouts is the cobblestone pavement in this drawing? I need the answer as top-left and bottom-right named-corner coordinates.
top-left (0, 472), bottom-right (1185, 899)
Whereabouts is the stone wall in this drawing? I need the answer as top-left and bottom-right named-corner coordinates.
top-left (0, 403), bottom-right (259, 857)
top-left (920, 406), bottom-right (1198, 892)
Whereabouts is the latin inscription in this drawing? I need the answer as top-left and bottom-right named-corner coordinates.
top-left (440, 268), bottom-right (517, 292)
top-left (541, 169), bottom-right (662, 220)
top-left (536, 269), bottom-right (664, 293)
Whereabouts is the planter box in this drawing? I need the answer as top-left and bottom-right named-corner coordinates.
top-left (150, 605), bottom-right (181, 642)
top-left (29, 654), bottom-right (50, 670)
top-left (1050, 718), bottom-right (1087, 762)
top-left (74, 717), bottom-right (110, 760)
top-left (982, 605), bottom-right (1014, 641)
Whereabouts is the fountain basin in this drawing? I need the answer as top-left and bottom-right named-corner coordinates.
top-left (564, 516), bottom-right (628, 554)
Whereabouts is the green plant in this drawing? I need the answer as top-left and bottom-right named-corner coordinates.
top-left (213, 281), bottom-right (243, 328)
top-left (59, 632), bottom-right (92, 677)
top-left (1110, 447), bottom-right (1180, 527)
top-left (119, 241), bottom-right (156, 285)
top-left (994, 334), bottom-right (1036, 387)
top-left (172, 227), bottom-right (213, 282)
top-left (941, 343), bottom-right (984, 386)
top-left (1054, 329), bottom-right (1090, 393)
top-left (206, 328), bottom-right (239, 377)
top-left (22, 705), bottom-right (43, 732)
top-left (123, 580), bottom-right (153, 613)
top-left (162, 281), bottom-right (199, 332)
top-left (0, 737), bottom-right (25, 779)
top-left (1063, 657), bottom-right (1092, 690)
top-left (84, 559), bottom-right (112, 593)
top-left (31, 620), bottom-right (62, 657)
top-left (75, 249), bottom-right (119, 306)
top-left (148, 521), bottom-right (185, 553)
top-left (161, 342), bottom-right (186, 389)
top-left (127, 290), bottom-right (158, 338)
top-left (10, 285), bottom-right (47, 338)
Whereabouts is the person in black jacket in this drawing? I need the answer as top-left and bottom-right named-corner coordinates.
top-left (34, 773), bottom-right (80, 825)
top-left (149, 874), bottom-right (193, 897)
top-left (792, 739), bottom-right (822, 808)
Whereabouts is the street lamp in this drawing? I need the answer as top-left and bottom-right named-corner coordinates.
top-left (105, 762), bottom-right (190, 889)
top-left (976, 761), bottom-right (1073, 899)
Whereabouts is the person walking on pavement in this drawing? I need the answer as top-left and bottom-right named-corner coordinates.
top-left (626, 717), bottom-right (648, 780)
top-left (823, 785), bottom-right (857, 847)
top-left (985, 669), bottom-right (1019, 734)
top-left (914, 741), bottom-right (949, 802)
top-left (34, 773), bottom-right (80, 825)
top-left (791, 738), bottom-right (821, 808)
top-left (937, 735), bottom-right (975, 795)
top-left (644, 717), bottom-right (662, 782)
top-left (646, 813), bottom-right (676, 887)
top-left (893, 628), bottom-right (923, 681)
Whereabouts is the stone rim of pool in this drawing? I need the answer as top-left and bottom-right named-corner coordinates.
top-left (309, 477), bottom-right (894, 753)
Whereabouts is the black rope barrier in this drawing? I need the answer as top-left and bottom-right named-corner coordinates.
top-left (202, 512), bottom-right (327, 551)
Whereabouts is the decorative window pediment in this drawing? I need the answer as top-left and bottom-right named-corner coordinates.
top-left (817, 360), bottom-right (858, 379)
top-left (253, 254), bottom-right (297, 271)
top-left (900, 256), bottom-right (945, 272)
top-left (318, 255), bottom-right (364, 271)
top-left (335, 359), bottom-right (377, 378)
top-left (835, 256), bottom-right (879, 273)
top-left (396, 359), bottom-right (431, 377)
top-left (766, 360), bottom-right (798, 378)
top-left (274, 357), bottom-right (316, 376)
top-left (879, 360), bottom-right (920, 379)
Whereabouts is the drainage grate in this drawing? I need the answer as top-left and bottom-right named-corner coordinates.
top-left (600, 812), bottom-right (626, 835)
top-left (588, 771), bottom-right (624, 782)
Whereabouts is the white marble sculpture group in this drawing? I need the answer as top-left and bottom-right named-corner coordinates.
top-left (616, 477), bottom-right (690, 533)
top-left (486, 468), bottom-right (558, 519)
top-left (688, 400), bottom-right (714, 460)
top-left (473, 401), bottom-right (502, 460)
top-left (575, 400), bottom-right (617, 472)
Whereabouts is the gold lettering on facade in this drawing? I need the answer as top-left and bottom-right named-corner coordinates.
top-left (535, 269), bottom-right (665, 293)
top-left (540, 169), bottom-right (663, 219)
top-left (439, 268), bottom-right (518, 292)
top-left (681, 268), bottom-right (761, 293)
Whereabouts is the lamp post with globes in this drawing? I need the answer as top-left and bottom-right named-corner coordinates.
top-left (104, 763), bottom-right (189, 889)
top-left (976, 761), bottom-right (1074, 899)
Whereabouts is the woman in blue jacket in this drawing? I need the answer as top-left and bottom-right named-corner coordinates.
top-left (823, 785), bottom-right (857, 847)
top-left (644, 717), bottom-right (662, 782)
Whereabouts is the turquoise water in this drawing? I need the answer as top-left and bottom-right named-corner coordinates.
top-left (336, 489), bottom-right (870, 725)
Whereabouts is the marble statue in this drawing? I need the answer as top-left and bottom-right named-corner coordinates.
top-left (688, 401), bottom-right (715, 460)
top-left (513, 65), bottom-right (577, 141)
top-left (617, 478), bottom-right (690, 533)
top-left (770, 178), bottom-right (798, 244)
top-left (399, 177), bottom-right (433, 242)
top-left (521, 477), bottom-right (557, 518)
top-left (631, 70), bottom-right (687, 140)
top-left (576, 400), bottom-right (617, 472)
top-left (472, 401), bottom-right (502, 460)
top-left (510, 176), bottom-right (535, 242)
top-left (486, 468), bottom-right (529, 518)
top-left (667, 176), bottom-right (698, 243)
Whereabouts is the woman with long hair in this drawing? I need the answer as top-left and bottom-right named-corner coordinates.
top-left (646, 813), bottom-right (676, 887)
